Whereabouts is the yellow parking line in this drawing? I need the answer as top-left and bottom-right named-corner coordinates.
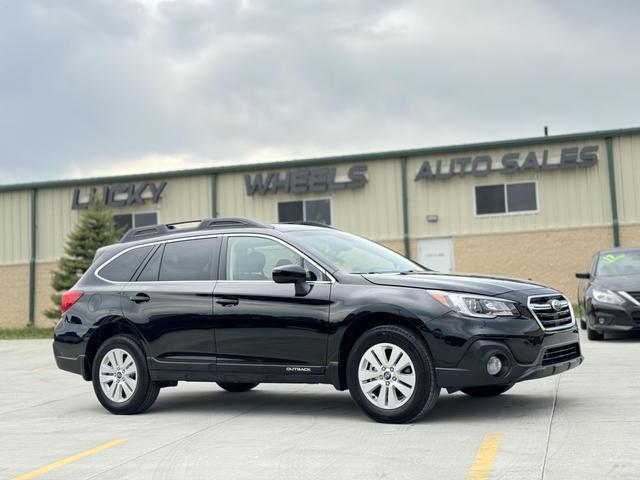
top-left (468, 432), bottom-right (503, 480)
top-left (32, 364), bottom-right (55, 373)
top-left (12, 438), bottom-right (125, 480)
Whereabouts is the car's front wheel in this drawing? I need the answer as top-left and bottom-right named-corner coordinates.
top-left (347, 325), bottom-right (439, 424)
top-left (92, 335), bottom-right (160, 415)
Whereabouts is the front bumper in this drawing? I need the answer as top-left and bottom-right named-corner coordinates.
top-left (435, 327), bottom-right (582, 389)
top-left (588, 302), bottom-right (640, 332)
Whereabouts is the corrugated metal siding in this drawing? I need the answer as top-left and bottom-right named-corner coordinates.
top-left (217, 161), bottom-right (403, 241)
top-left (612, 133), bottom-right (640, 226)
top-left (0, 190), bottom-right (31, 264)
top-left (407, 139), bottom-right (611, 238)
top-left (36, 175), bottom-right (212, 261)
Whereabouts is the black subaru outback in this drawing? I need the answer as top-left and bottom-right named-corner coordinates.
top-left (53, 218), bottom-right (582, 423)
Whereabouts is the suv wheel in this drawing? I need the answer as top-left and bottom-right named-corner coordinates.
top-left (92, 335), bottom-right (160, 414)
top-left (347, 325), bottom-right (439, 424)
top-left (579, 317), bottom-right (587, 330)
top-left (461, 384), bottom-right (513, 397)
top-left (217, 382), bottom-right (259, 392)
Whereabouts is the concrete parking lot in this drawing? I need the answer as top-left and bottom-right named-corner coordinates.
top-left (1, 330), bottom-right (639, 480)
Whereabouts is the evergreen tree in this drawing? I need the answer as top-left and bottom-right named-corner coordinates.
top-left (43, 201), bottom-right (121, 319)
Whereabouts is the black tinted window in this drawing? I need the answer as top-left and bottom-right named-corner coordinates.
top-left (136, 245), bottom-right (163, 282)
top-left (159, 238), bottom-right (219, 281)
top-left (278, 201), bottom-right (303, 222)
top-left (475, 185), bottom-right (505, 215)
top-left (506, 182), bottom-right (537, 212)
top-left (100, 246), bottom-right (153, 282)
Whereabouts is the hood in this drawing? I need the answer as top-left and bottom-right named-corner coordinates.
top-left (593, 274), bottom-right (640, 292)
top-left (362, 272), bottom-right (547, 296)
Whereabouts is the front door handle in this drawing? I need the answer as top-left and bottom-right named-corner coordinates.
top-left (215, 296), bottom-right (239, 307)
top-left (129, 293), bottom-right (150, 303)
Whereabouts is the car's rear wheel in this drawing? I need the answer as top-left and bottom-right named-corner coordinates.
top-left (217, 382), bottom-right (259, 392)
top-left (347, 325), bottom-right (439, 424)
top-left (587, 327), bottom-right (604, 341)
top-left (92, 335), bottom-right (159, 414)
top-left (461, 384), bottom-right (513, 397)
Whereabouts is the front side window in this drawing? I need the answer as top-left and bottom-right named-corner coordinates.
top-left (277, 198), bottom-right (332, 225)
top-left (226, 236), bottom-right (323, 281)
top-left (475, 182), bottom-right (537, 216)
top-left (100, 246), bottom-right (154, 282)
top-left (159, 237), bottom-right (219, 281)
top-left (288, 230), bottom-right (423, 274)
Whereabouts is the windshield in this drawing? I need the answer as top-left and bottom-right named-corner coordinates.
top-left (596, 251), bottom-right (640, 276)
top-left (288, 229), bottom-right (425, 274)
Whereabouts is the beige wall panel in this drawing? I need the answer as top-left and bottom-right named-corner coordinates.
top-left (407, 139), bottom-right (610, 238)
top-left (36, 175), bottom-right (212, 261)
top-left (34, 261), bottom-right (58, 327)
top-left (612, 133), bottom-right (640, 225)
top-left (217, 162), bottom-right (403, 241)
top-left (0, 263), bottom-right (30, 328)
top-left (453, 227), bottom-right (613, 302)
top-left (620, 224), bottom-right (640, 247)
top-left (0, 190), bottom-right (31, 264)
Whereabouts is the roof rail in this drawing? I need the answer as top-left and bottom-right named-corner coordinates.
top-left (197, 218), bottom-right (273, 230)
top-left (119, 217), bottom-right (272, 243)
top-left (280, 221), bottom-right (334, 229)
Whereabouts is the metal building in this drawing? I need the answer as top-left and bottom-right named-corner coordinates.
top-left (1, 127), bottom-right (638, 328)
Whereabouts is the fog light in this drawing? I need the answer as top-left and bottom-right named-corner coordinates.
top-left (487, 356), bottom-right (502, 376)
top-left (598, 318), bottom-right (606, 325)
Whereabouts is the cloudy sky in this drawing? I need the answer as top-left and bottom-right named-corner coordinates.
top-left (1, 0), bottom-right (638, 184)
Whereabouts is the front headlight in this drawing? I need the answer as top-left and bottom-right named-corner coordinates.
top-left (592, 288), bottom-right (625, 305)
top-left (428, 290), bottom-right (519, 318)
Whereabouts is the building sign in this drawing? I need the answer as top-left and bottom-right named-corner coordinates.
top-left (414, 145), bottom-right (599, 181)
top-left (245, 164), bottom-right (368, 196)
top-left (71, 181), bottom-right (167, 210)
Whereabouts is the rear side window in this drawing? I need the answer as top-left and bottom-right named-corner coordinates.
top-left (100, 246), bottom-right (153, 282)
top-left (159, 238), bottom-right (219, 281)
top-left (136, 245), bottom-right (164, 282)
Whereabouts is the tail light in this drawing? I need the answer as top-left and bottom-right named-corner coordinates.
top-left (61, 290), bottom-right (84, 313)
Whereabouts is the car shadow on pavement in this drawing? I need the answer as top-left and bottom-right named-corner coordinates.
top-left (133, 386), bottom-right (577, 424)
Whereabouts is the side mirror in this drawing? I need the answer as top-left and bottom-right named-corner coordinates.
top-left (272, 264), bottom-right (311, 296)
top-left (575, 272), bottom-right (591, 279)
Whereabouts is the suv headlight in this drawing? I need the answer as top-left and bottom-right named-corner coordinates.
top-left (428, 290), bottom-right (519, 318)
top-left (592, 288), bottom-right (625, 305)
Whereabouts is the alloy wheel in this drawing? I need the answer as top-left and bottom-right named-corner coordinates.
top-left (99, 348), bottom-right (138, 403)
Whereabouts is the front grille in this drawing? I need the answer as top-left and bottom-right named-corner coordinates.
top-left (625, 291), bottom-right (640, 303)
top-left (528, 294), bottom-right (574, 330)
top-left (542, 343), bottom-right (580, 366)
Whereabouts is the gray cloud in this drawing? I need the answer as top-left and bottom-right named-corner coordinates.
top-left (1, 0), bottom-right (639, 184)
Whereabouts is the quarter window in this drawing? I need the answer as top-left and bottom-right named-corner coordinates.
top-left (226, 236), bottom-right (323, 282)
top-left (113, 212), bottom-right (159, 233)
top-left (475, 182), bottom-right (537, 216)
top-left (277, 199), bottom-right (331, 225)
top-left (100, 246), bottom-right (154, 282)
top-left (158, 238), bottom-right (219, 281)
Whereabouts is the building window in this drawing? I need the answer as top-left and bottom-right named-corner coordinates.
top-left (113, 212), bottom-right (159, 232)
top-left (277, 198), bottom-right (332, 225)
top-left (475, 182), bottom-right (537, 216)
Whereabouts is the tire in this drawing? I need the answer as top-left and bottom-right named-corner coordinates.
top-left (587, 327), bottom-right (604, 341)
top-left (346, 325), bottom-right (439, 424)
top-left (92, 334), bottom-right (160, 415)
top-left (461, 384), bottom-right (513, 397)
top-left (579, 318), bottom-right (587, 330)
top-left (217, 382), bottom-right (259, 392)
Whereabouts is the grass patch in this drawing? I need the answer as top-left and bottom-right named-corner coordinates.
top-left (0, 327), bottom-right (54, 339)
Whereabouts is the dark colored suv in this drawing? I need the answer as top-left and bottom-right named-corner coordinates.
top-left (54, 218), bottom-right (582, 423)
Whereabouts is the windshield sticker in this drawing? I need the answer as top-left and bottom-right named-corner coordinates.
top-left (602, 254), bottom-right (625, 264)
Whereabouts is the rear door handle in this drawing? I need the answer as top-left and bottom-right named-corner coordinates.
top-left (129, 293), bottom-right (150, 303)
top-left (215, 296), bottom-right (239, 307)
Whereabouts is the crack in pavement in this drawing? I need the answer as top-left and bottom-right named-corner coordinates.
top-left (540, 374), bottom-right (561, 480)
